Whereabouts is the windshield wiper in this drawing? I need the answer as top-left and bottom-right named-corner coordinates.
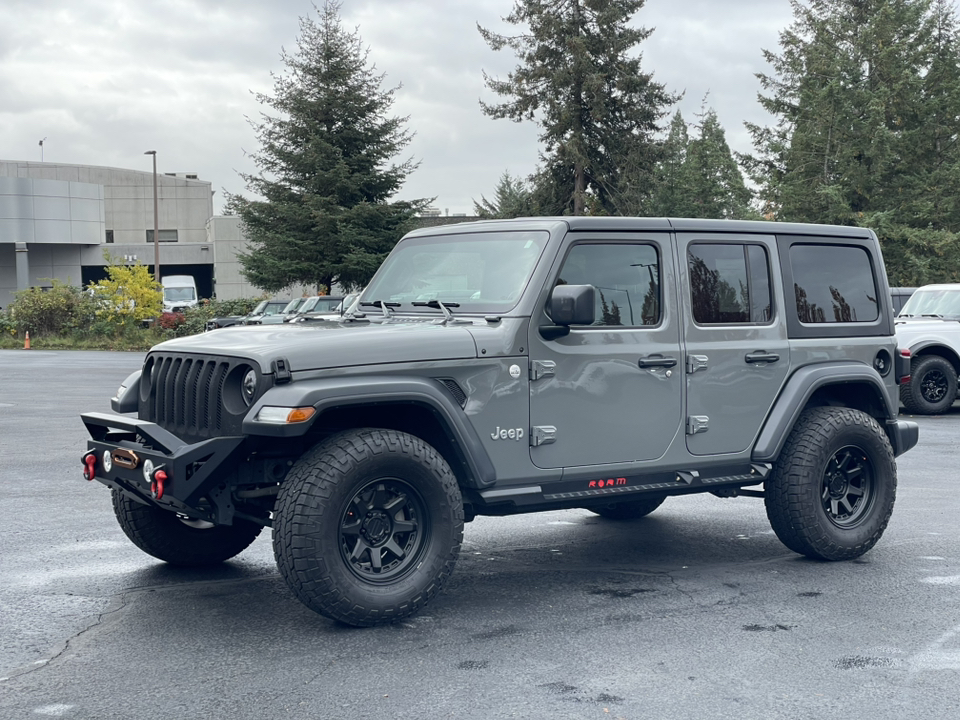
top-left (412, 300), bottom-right (460, 322)
top-left (360, 300), bottom-right (401, 318)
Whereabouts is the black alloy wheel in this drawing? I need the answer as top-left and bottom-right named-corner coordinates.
top-left (339, 478), bottom-right (428, 583)
top-left (820, 446), bottom-right (874, 528)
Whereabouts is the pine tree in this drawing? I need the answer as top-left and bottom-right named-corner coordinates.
top-left (479, 0), bottom-right (677, 216)
top-left (226, 1), bottom-right (428, 293)
top-left (473, 170), bottom-right (535, 218)
top-left (649, 106), bottom-right (754, 219)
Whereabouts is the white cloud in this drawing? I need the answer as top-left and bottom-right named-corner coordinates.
top-left (1, 0), bottom-right (801, 214)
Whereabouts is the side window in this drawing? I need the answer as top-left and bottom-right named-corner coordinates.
top-left (556, 243), bottom-right (660, 326)
top-left (790, 244), bottom-right (878, 323)
top-left (688, 243), bottom-right (772, 324)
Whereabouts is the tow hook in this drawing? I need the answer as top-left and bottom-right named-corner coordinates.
top-left (150, 468), bottom-right (168, 500)
top-left (82, 452), bottom-right (97, 481)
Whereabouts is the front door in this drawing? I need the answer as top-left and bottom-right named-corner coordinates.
top-left (677, 234), bottom-right (791, 456)
top-left (528, 234), bottom-right (684, 469)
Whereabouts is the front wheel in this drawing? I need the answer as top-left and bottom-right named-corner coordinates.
top-left (273, 429), bottom-right (463, 627)
top-left (765, 407), bottom-right (896, 561)
top-left (900, 354), bottom-right (957, 415)
top-left (112, 490), bottom-right (262, 566)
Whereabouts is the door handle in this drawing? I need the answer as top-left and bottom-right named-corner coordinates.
top-left (745, 351), bottom-right (780, 364)
top-left (638, 355), bottom-right (678, 369)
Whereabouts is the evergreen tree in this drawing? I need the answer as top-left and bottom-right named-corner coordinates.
top-left (473, 170), bottom-right (535, 218)
top-left (479, 0), bottom-right (677, 216)
top-left (649, 106), bottom-right (754, 219)
top-left (744, 0), bottom-right (960, 283)
top-left (685, 106), bottom-right (754, 219)
top-left (226, 1), bottom-right (428, 293)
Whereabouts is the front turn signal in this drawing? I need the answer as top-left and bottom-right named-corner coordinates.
top-left (256, 406), bottom-right (317, 424)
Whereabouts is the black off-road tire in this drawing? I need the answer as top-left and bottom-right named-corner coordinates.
top-left (900, 354), bottom-right (957, 415)
top-left (765, 407), bottom-right (896, 561)
top-left (112, 490), bottom-right (262, 566)
top-left (588, 496), bottom-right (666, 520)
top-left (272, 429), bottom-right (464, 627)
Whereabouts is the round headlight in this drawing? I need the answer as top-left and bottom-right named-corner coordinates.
top-left (242, 369), bottom-right (258, 405)
top-left (142, 459), bottom-right (155, 484)
top-left (102, 450), bottom-right (113, 473)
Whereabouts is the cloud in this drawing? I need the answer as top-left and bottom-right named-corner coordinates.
top-left (0, 0), bottom-right (798, 215)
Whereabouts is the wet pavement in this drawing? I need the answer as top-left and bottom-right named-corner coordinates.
top-left (1, 350), bottom-right (959, 718)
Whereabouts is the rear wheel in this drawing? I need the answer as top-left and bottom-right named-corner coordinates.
top-left (901, 354), bottom-right (957, 415)
top-left (765, 407), bottom-right (896, 560)
top-left (588, 496), bottom-right (665, 520)
top-left (273, 429), bottom-right (463, 627)
top-left (112, 490), bottom-right (262, 566)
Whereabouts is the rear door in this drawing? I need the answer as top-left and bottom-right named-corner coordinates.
top-left (677, 233), bottom-right (790, 456)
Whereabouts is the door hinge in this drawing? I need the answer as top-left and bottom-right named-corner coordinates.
top-left (686, 354), bottom-right (709, 374)
top-left (530, 426), bottom-right (557, 446)
top-left (530, 360), bottom-right (557, 381)
top-left (686, 416), bottom-right (709, 435)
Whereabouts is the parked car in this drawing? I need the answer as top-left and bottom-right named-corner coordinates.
top-left (280, 295), bottom-right (344, 322)
top-left (259, 297), bottom-right (311, 325)
top-left (895, 283), bottom-right (960, 414)
top-left (293, 293), bottom-right (360, 322)
top-left (82, 217), bottom-right (917, 627)
top-left (206, 300), bottom-right (288, 331)
top-left (890, 287), bottom-right (917, 316)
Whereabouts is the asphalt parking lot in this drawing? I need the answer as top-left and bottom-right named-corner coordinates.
top-left (2, 350), bottom-right (959, 719)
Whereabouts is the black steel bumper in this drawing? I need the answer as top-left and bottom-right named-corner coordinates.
top-left (888, 418), bottom-right (920, 458)
top-left (81, 412), bottom-right (245, 523)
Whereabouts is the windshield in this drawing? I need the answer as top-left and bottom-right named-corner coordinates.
top-left (251, 300), bottom-right (268, 314)
top-left (362, 231), bottom-right (549, 313)
top-left (899, 287), bottom-right (960, 318)
top-left (163, 287), bottom-right (196, 302)
top-left (282, 298), bottom-right (306, 314)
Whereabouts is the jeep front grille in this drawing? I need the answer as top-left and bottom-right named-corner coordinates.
top-left (140, 352), bottom-right (264, 441)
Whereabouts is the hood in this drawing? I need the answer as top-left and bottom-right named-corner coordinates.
top-left (895, 317), bottom-right (960, 349)
top-left (152, 319), bottom-right (479, 373)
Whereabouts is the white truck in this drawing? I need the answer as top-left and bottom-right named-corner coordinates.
top-left (896, 283), bottom-right (960, 414)
top-left (161, 275), bottom-right (198, 314)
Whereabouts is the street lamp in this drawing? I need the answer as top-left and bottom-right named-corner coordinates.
top-left (144, 150), bottom-right (160, 282)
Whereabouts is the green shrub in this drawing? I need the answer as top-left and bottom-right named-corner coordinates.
top-left (8, 281), bottom-right (98, 338)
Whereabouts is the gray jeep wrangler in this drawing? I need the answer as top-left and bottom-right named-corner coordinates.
top-left (81, 217), bottom-right (919, 626)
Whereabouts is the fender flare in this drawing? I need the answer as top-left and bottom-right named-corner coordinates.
top-left (907, 341), bottom-right (960, 367)
top-left (243, 375), bottom-right (497, 488)
top-left (752, 363), bottom-right (895, 463)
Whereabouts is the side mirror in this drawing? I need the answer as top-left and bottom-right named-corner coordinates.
top-left (541, 285), bottom-right (595, 339)
top-left (550, 285), bottom-right (596, 325)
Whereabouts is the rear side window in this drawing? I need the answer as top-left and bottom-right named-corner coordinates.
top-left (790, 245), bottom-right (878, 323)
top-left (688, 243), bottom-right (772, 324)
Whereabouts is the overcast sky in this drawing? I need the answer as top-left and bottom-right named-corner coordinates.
top-left (1, 0), bottom-right (799, 216)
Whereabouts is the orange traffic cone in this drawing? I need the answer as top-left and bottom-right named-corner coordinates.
top-left (24, 331), bottom-right (30, 350)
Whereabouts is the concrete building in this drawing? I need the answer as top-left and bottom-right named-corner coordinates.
top-left (0, 160), bottom-right (216, 308)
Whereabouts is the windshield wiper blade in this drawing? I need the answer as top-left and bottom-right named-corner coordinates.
top-left (360, 300), bottom-right (400, 318)
top-left (920, 313), bottom-right (945, 318)
top-left (412, 299), bottom-right (460, 322)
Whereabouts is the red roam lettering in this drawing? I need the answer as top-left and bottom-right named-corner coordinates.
top-left (587, 477), bottom-right (628, 489)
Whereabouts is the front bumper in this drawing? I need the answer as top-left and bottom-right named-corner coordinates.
top-left (81, 411), bottom-right (245, 523)
top-left (888, 418), bottom-right (920, 457)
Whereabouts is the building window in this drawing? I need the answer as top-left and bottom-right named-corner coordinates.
top-left (105, 230), bottom-right (114, 244)
top-left (146, 230), bottom-right (179, 243)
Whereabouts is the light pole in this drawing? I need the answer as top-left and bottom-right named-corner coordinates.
top-left (39, 138), bottom-right (47, 161)
top-left (144, 150), bottom-right (160, 282)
